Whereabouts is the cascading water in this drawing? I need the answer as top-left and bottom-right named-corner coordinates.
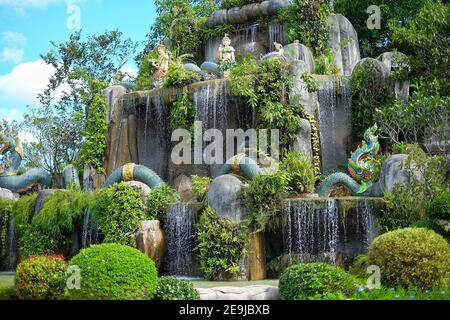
top-left (193, 80), bottom-right (229, 132)
top-left (5, 217), bottom-right (18, 270)
top-left (268, 23), bottom-right (286, 51)
top-left (317, 78), bottom-right (352, 172)
top-left (283, 198), bottom-right (378, 266)
top-left (81, 165), bottom-right (99, 249)
top-left (283, 199), bottom-right (339, 264)
top-left (165, 203), bottom-right (197, 276)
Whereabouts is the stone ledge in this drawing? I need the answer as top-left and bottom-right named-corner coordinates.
top-left (197, 285), bottom-right (279, 300)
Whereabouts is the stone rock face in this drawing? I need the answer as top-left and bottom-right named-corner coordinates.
top-left (173, 175), bottom-right (194, 202)
top-left (292, 118), bottom-right (313, 160)
top-left (103, 85), bottom-right (129, 123)
top-left (197, 286), bottom-right (279, 300)
top-left (124, 181), bottom-right (152, 204)
top-left (353, 57), bottom-right (391, 83)
top-left (135, 220), bottom-right (166, 270)
top-left (284, 42), bottom-right (315, 73)
top-left (371, 154), bottom-right (415, 195)
top-left (377, 52), bottom-right (410, 100)
top-left (208, 174), bottom-right (247, 222)
top-left (206, 0), bottom-right (289, 27)
top-left (34, 189), bottom-right (59, 214)
top-left (328, 14), bottom-right (361, 76)
top-left (0, 188), bottom-right (18, 201)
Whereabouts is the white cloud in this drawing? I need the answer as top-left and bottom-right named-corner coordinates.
top-left (0, 59), bottom-right (69, 106)
top-left (0, 48), bottom-right (24, 64)
top-left (1, 32), bottom-right (27, 47)
top-left (0, 107), bottom-right (24, 122)
top-left (120, 65), bottom-right (138, 81)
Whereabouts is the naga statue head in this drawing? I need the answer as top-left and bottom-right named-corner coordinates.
top-left (0, 134), bottom-right (23, 176)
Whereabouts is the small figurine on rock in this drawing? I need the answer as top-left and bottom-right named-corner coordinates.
top-left (217, 34), bottom-right (236, 78)
top-left (150, 43), bottom-right (170, 88)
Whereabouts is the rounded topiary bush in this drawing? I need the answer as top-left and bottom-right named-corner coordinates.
top-left (368, 228), bottom-right (450, 289)
top-left (69, 243), bottom-right (158, 300)
top-left (428, 190), bottom-right (450, 220)
top-left (15, 254), bottom-right (68, 300)
top-left (279, 263), bottom-right (359, 300)
top-left (155, 276), bottom-right (200, 300)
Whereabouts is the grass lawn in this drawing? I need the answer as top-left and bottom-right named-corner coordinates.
top-left (191, 279), bottom-right (279, 289)
top-left (0, 274), bottom-right (14, 288)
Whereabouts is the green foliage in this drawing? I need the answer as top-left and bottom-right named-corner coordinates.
top-left (135, 49), bottom-right (159, 90)
top-left (348, 254), bottom-right (371, 280)
top-left (0, 285), bottom-right (17, 300)
top-left (314, 49), bottom-right (340, 75)
top-left (231, 56), bottom-right (302, 150)
top-left (78, 93), bottom-right (108, 173)
top-left (163, 55), bottom-right (200, 88)
top-left (375, 88), bottom-right (450, 151)
top-left (334, 0), bottom-right (426, 58)
top-left (280, 151), bottom-right (315, 193)
top-left (279, 263), bottom-right (359, 300)
top-left (191, 175), bottom-right (212, 204)
top-left (428, 190), bottom-right (450, 220)
top-left (300, 73), bottom-right (320, 93)
top-left (195, 208), bottom-right (248, 280)
top-left (155, 276), bottom-right (200, 300)
top-left (379, 147), bottom-right (449, 232)
top-left (90, 183), bottom-right (145, 246)
top-left (284, 0), bottom-right (333, 56)
top-left (170, 87), bottom-right (196, 135)
top-left (147, 184), bottom-right (180, 221)
top-left (202, 23), bottom-right (236, 40)
top-left (69, 244), bottom-right (158, 300)
top-left (390, 0), bottom-right (450, 95)
top-left (351, 60), bottom-right (392, 139)
top-left (353, 286), bottom-right (450, 300)
top-left (241, 172), bottom-right (289, 232)
top-left (368, 228), bottom-right (450, 290)
top-left (0, 198), bottom-right (13, 262)
top-left (410, 220), bottom-right (448, 241)
top-left (15, 254), bottom-right (68, 300)
top-left (12, 191), bottom-right (88, 259)
top-left (221, 0), bottom-right (259, 9)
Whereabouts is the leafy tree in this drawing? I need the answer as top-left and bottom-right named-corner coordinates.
top-left (390, 0), bottom-right (450, 95)
top-left (334, 0), bottom-right (428, 57)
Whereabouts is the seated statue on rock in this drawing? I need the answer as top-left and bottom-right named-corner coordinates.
top-left (150, 43), bottom-right (170, 88)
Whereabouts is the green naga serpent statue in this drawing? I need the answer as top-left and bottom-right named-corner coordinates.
top-left (317, 124), bottom-right (383, 196)
top-left (0, 134), bottom-right (53, 193)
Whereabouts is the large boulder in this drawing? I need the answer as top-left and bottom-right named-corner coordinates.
top-left (371, 154), bottom-right (419, 196)
top-left (0, 187), bottom-right (18, 201)
top-left (173, 174), bottom-right (194, 202)
top-left (328, 14), bottom-right (361, 76)
top-left (208, 174), bottom-right (247, 222)
top-left (377, 51), bottom-right (410, 100)
top-left (123, 181), bottom-right (152, 204)
top-left (352, 57), bottom-right (391, 88)
top-left (284, 41), bottom-right (315, 73)
top-left (292, 118), bottom-right (313, 160)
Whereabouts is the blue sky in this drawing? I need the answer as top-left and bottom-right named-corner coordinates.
top-left (0, 0), bottom-right (157, 122)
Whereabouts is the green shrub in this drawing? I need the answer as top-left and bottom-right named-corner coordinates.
top-left (0, 198), bottom-right (14, 263)
top-left (348, 254), bottom-right (371, 280)
top-left (155, 276), bottom-right (200, 300)
top-left (147, 184), bottom-right (179, 221)
top-left (78, 93), bottom-right (108, 173)
top-left (15, 254), bottom-right (68, 300)
top-left (195, 208), bottom-right (248, 281)
top-left (164, 59), bottom-right (199, 88)
top-left (410, 220), bottom-right (447, 240)
top-left (368, 228), bottom-right (450, 290)
top-left (279, 263), bottom-right (359, 300)
top-left (428, 190), bottom-right (450, 220)
top-left (241, 172), bottom-right (289, 231)
top-left (170, 87), bottom-right (196, 135)
top-left (379, 148), bottom-right (449, 232)
top-left (353, 286), bottom-right (450, 300)
top-left (13, 191), bottom-right (87, 259)
top-left (90, 183), bottom-right (145, 246)
top-left (191, 175), bottom-right (212, 205)
top-left (280, 151), bottom-right (316, 194)
top-left (69, 243), bottom-right (158, 300)
top-left (0, 285), bottom-right (16, 300)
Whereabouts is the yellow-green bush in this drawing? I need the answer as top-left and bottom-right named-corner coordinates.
top-left (368, 228), bottom-right (450, 289)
